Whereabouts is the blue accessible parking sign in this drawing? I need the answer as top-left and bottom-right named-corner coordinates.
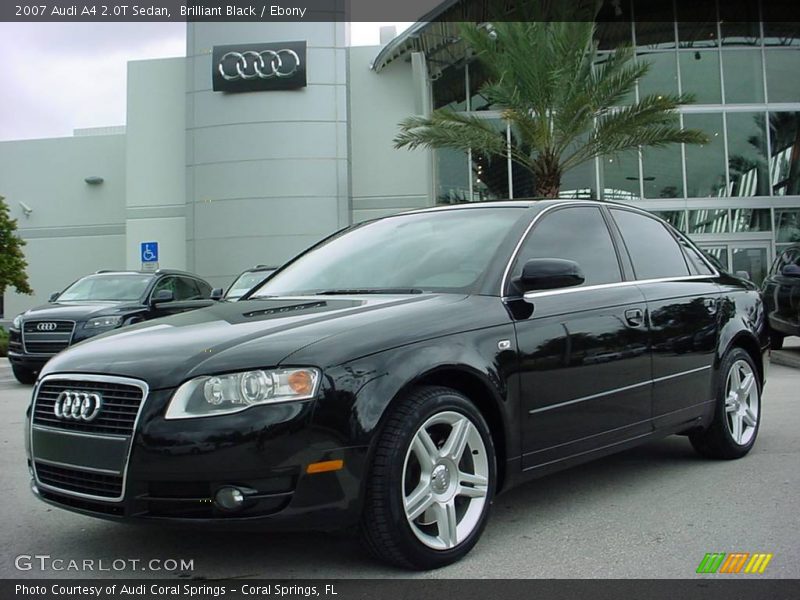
top-left (140, 242), bottom-right (159, 263)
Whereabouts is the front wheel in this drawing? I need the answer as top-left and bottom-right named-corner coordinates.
top-left (12, 364), bottom-right (37, 385)
top-left (690, 348), bottom-right (761, 459)
top-left (769, 330), bottom-right (784, 350)
top-left (360, 386), bottom-right (496, 570)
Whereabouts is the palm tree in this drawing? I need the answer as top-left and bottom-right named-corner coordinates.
top-left (394, 19), bottom-right (709, 199)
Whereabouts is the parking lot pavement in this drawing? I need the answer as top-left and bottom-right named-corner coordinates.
top-left (1, 362), bottom-right (798, 580)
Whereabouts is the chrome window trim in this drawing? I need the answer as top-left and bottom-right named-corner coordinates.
top-left (30, 372), bottom-right (149, 503)
top-left (21, 320), bottom-right (76, 356)
top-left (500, 202), bottom-right (720, 299)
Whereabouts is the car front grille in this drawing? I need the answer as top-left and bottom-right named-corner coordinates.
top-left (33, 379), bottom-right (144, 436)
top-left (35, 462), bottom-right (123, 499)
top-left (22, 320), bottom-right (75, 355)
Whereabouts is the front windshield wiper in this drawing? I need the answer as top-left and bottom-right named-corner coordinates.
top-left (315, 288), bottom-right (425, 295)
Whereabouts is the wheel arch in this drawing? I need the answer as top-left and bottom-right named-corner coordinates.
top-left (720, 330), bottom-right (765, 389)
top-left (390, 366), bottom-right (510, 494)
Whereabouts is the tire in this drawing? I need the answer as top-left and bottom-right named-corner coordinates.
top-left (12, 364), bottom-right (37, 385)
top-left (690, 348), bottom-right (761, 459)
top-left (360, 386), bottom-right (496, 570)
top-left (769, 330), bottom-right (784, 350)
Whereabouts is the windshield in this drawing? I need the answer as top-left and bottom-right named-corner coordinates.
top-left (227, 271), bottom-right (273, 299)
top-left (58, 274), bottom-right (153, 302)
top-left (252, 208), bottom-right (525, 297)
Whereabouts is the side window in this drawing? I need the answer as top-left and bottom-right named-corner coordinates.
top-left (195, 280), bottom-right (212, 298)
top-left (151, 277), bottom-right (175, 297)
top-left (678, 237), bottom-right (715, 276)
top-left (513, 207), bottom-right (622, 286)
top-left (611, 209), bottom-right (691, 280)
top-left (174, 277), bottom-right (200, 300)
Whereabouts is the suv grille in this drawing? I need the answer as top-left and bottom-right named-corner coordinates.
top-left (33, 379), bottom-right (144, 436)
top-left (35, 462), bottom-right (122, 498)
top-left (22, 320), bottom-right (75, 355)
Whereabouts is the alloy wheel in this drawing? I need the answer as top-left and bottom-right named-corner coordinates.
top-left (402, 411), bottom-right (489, 550)
top-left (725, 359), bottom-right (759, 446)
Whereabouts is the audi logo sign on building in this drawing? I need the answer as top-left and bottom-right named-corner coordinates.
top-left (212, 41), bottom-right (307, 93)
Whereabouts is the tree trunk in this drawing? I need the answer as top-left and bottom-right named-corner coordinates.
top-left (532, 154), bottom-right (562, 198)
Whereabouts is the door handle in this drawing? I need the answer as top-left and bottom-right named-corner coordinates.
top-left (624, 308), bottom-right (645, 327)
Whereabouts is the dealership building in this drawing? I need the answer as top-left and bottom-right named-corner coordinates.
top-left (1, 0), bottom-right (799, 321)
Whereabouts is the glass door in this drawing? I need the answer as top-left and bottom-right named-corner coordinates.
top-left (697, 241), bottom-right (772, 286)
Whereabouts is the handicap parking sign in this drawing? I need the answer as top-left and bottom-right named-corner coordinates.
top-left (140, 242), bottom-right (159, 263)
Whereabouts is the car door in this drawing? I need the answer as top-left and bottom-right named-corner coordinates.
top-left (608, 208), bottom-right (721, 430)
top-left (510, 205), bottom-right (653, 470)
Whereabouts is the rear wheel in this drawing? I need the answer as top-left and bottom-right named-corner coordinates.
top-left (690, 348), bottom-right (761, 459)
top-left (360, 386), bottom-right (496, 569)
top-left (12, 364), bottom-right (37, 385)
top-left (769, 330), bottom-right (785, 350)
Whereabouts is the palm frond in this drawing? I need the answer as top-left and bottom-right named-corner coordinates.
top-left (394, 111), bottom-right (508, 157)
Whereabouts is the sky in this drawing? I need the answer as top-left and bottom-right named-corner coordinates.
top-left (0, 22), bottom-right (412, 141)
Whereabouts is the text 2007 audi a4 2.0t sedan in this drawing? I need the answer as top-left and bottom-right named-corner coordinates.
top-left (25, 200), bottom-right (767, 569)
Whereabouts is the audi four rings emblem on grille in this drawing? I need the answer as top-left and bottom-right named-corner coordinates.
top-left (217, 50), bottom-right (300, 81)
top-left (53, 391), bottom-right (103, 422)
top-left (36, 322), bottom-right (58, 331)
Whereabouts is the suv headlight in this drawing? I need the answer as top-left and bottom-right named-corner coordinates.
top-left (165, 368), bottom-right (321, 420)
top-left (84, 315), bottom-right (123, 329)
top-left (12, 314), bottom-right (23, 329)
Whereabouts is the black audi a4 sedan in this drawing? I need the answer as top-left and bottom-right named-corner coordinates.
top-left (25, 200), bottom-right (767, 569)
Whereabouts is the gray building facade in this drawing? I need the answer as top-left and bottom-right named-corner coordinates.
top-left (2, 3), bottom-right (799, 322)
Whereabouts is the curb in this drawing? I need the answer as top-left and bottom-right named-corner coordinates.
top-left (770, 349), bottom-right (800, 370)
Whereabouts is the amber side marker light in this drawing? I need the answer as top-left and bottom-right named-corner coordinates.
top-left (306, 460), bottom-right (344, 474)
top-left (288, 370), bottom-right (314, 395)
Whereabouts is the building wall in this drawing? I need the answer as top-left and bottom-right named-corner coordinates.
top-left (349, 46), bottom-right (432, 223)
top-left (125, 57), bottom-right (187, 271)
top-left (185, 22), bottom-right (350, 289)
top-left (0, 134), bottom-right (126, 319)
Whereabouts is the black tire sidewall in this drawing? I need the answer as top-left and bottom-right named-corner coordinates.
top-left (378, 389), bottom-right (496, 569)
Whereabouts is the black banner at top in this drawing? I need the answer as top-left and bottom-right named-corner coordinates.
top-left (3, 0), bottom-right (800, 23)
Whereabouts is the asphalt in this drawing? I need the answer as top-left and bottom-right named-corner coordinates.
top-left (0, 357), bottom-right (798, 580)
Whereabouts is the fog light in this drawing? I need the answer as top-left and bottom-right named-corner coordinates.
top-left (214, 486), bottom-right (245, 511)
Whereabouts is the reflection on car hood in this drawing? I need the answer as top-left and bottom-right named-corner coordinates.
top-left (42, 294), bottom-right (473, 389)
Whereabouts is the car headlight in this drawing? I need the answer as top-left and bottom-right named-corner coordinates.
top-left (165, 368), bottom-right (321, 420)
top-left (12, 314), bottom-right (23, 329)
top-left (84, 315), bottom-right (123, 329)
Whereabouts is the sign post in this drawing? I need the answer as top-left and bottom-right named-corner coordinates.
top-left (140, 242), bottom-right (159, 272)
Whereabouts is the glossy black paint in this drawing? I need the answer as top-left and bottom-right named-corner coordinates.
top-left (25, 200), bottom-right (768, 529)
top-left (762, 244), bottom-right (800, 339)
top-left (8, 271), bottom-right (213, 374)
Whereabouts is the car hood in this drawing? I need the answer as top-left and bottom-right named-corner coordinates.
top-left (41, 294), bottom-right (476, 389)
top-left (19, 301), bottom-right (140, 321)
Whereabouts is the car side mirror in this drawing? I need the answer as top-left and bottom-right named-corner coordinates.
top-left (48, 291), bottom-right (60, 303)
top-left (735, 270), bottom-right (751, 281)
top-left (150, 289), bottom-right (174, 306)
top-left (515, 258), bottom-right (585, 293)
top-left (210, 287), bottom-right (224, 300)
top-left (781, 264), bottom-right (800, 278)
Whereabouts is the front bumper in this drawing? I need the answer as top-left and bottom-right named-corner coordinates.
top-left (27, 384), bottom-right (369, 531)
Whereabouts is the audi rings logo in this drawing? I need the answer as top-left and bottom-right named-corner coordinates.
top-left (212, 41), bottom-right (307, 93)
top-left (218, 50), bottom-right (300, 81)
top-left (53, 391), bottom-right (103, 422)
top-left (36, 322), bottom-right (58, 331)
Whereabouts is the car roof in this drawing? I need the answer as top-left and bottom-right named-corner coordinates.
top-left (400, 198), bottom-right (637, 216)
top-left (91, 269), bottom-right (202, 277)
